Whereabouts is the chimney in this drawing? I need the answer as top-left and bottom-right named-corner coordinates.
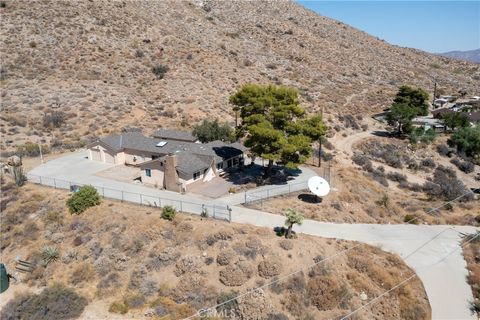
top-left (164, 154), bottom-right (180, 192)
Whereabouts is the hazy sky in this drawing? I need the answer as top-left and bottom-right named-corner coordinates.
top-left (298, 1), bottom-right (480, 53)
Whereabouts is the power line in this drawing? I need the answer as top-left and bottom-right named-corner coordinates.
top-left (182, 243), bottom-right (363, 319)
top-left (177, 188), bottom-right (478, 319)
top-left (338, 231), bottom-right (480, 320)
top-left (403, 187), bottom-right (478, 225)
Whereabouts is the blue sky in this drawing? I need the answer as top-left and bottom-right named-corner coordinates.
top-left (298, 1), bottom-right (480, 53)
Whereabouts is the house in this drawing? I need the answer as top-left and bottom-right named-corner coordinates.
top-left (467, 111), bottom-right (480, 124)
top-left (431, 108), bottom-right (455, 119)
top-left (153, 129), bottom-right (198, 143)
top-left (87, 131), bottom-right (246, 192)
top-left (412, 116), bottom-right (446, 132)
top-left (433, 98), bottom-right (448, 108)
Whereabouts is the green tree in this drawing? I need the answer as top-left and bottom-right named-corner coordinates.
top-left (66, 186), bottom-right (101, 214)
top-left (284, 208), bottom-right (304, 239)
top-left (409, 127), bottom-right (436, 145)
top-left (393, 85), bottom-right (429, 116)
top-left (441, 112), bottom-right (470, 131)
top-left (230, 84), bottom-right (326, 176)
top-left (192, 119), bottom-right (235, 143)
top-left (386, 103), bottom-right (416, 134)
top-left (449, 126), bottom-right (480, 159)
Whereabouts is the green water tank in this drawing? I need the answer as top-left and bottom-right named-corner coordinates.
top-left (0, 263), bottom-right (9, 293)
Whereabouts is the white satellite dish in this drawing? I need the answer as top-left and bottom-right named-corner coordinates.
top-left (308, 176), bottom-right (330, 197)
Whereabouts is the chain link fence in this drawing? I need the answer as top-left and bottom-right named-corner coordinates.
top-left (26, 174), bottom-right (231, 222)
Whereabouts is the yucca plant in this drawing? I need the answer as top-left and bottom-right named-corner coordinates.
top-left (41, 246), bottom-right (60, 266)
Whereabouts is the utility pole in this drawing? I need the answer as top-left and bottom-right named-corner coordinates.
top-left (433, 77), bottom-right (437, 108)
top-left (39, 142), bottom-right (44, 164)
top-left (318, 106), bottom-right (324, 167)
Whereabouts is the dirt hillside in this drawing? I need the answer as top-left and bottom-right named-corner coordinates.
top-left (0, 0), bottom-right (478, 151)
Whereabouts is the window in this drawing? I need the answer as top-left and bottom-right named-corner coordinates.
top-left (193, 171), bottom-right (201, 180)
top-left (217, 162), bottom-right (223, 170)
top-left (233, 157), bottom-right (239, 166)
top-left (145, 169), bottom-right (152, 177)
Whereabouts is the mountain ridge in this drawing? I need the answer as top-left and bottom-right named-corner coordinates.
top-left (0, 0), bottom-right (478, 150)
top-left (438, 48), bottom-right (480, 64)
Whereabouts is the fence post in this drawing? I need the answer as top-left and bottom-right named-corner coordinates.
top-left (289, 184), bottom-right (291, 193)
top-left (39, 176), bottom-right (42, 184)
top-left (121, 191), bottom-right (124, 202)
top-left (53, 178), bottom-right (56, 189)
top-left (244, 192), bottom-right (247, 204)
top-left (140, 194), bottom-right (142, 205)
top-left (102, 187), bottom-right (105, 197)
top-left (180, 201), bottom-right (182, 212)
top-left (158, 198), bottom-right (161, 207)
top-left (213, 204), bottom-right (216, 219)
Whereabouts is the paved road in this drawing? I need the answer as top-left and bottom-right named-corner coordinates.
top-left (27, 150), bottom-right (478, 319)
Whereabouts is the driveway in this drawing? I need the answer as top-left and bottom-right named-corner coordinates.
top-left (27, 150), bottom-right (478, 319)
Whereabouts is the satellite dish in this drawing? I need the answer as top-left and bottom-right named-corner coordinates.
top-left (308, 176), bottom-right (330, 197)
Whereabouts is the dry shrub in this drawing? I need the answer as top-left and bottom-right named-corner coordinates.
top-left (219, 261), bottom-right (254, 286)
top-left (216, 249), bottom-right (235, 266)
top-left (236, 289), bottom-right (273, 320)
top-left (282, 292), bottom-right (307, 317)
top-left (147, 246), bottom-right (180, 270)
top-left (70, 262), bottom-right (94, 285)
top-left (174, 255), bottom-right (203, 276)
top-left (307, 275), bottom-right (351, 310)
top-left (278, 239), bottom-right (293, 250)
top-left (1, 284), bottom-right (87, 320)
top-left (97, 272), bottom-right (120, 296)
top-left (258, 259), bottom-right (282, 279)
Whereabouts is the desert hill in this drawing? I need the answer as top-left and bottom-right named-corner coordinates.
top-left (0, 0), bottom-right (478, 151)
top-left (439, 48), bottom-right (480, 64)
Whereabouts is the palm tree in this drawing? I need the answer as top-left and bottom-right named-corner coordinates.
top-left (284, 208), bottom-right (304, 239)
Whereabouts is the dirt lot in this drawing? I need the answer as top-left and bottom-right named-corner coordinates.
top-left (0, 180), bottom-right (430, 320)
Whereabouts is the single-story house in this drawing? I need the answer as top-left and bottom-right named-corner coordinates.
top-left (431, 108), bottom-right (455, 119)
top-left (153, 129), bottom-right (198, 143)
top-left (467, 111), bottom-right (480, 124)
top-left (433, 98), bottom-right (448, 108)
top-left (87, 131), bottom-right (246, 192)
top-left (412, 117), bottom-right (446, 132)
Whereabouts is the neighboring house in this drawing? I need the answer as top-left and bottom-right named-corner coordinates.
top-left (467, 111), bottom-right (480, 124)
top-left (153, 129), bottom-right (198, 143)
top-left (412, 116), bottom-right (446, 132)
top-left (87, 131), bottom-right (246, 192)
top-left (431, 107), bottom-right (455, 119)
top-left (433, 98), bottom-right (448, 108)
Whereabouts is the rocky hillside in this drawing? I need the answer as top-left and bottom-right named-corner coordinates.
top-left (0, 0), bottom-right (478, 151)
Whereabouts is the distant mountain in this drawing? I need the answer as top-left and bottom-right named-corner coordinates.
top-left (439, 49), bottom-right (480, 64)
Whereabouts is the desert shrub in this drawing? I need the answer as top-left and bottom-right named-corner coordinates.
top-left (217, 250), bottom-right (235, 266)
top-left (0, 284), bottom-right (87, 320)
top-left (42, 211), bottom-right (64, 226)
top-left (339, 115), bottom-right (360, 130)
top-left (279, 239), bottom-right (293, 250)
top-left (370, 170), bottom-right (389, 187)
top-left (219, 261), bottom-right (254, 286)
top-left (70, 263), bottom-right (94, 285)
top-left (400, 304), bottom-right (428, 320)
top-left (67, 185), bottom-right (100, 214)
top-left (451, 158), bottom-right (475, 174)
top-left (386, 172), bottom-right (407, 182)
top-left (384, 153), bottom-right (403, 168)
top-left (15, 142), bottom-right (50, 157)
top-left (152, 64), bottom-right (169, 79)
top-left (135, 49), bottom-right (144, 58)
top-left (404, 214), bottom-right (419, 224)
top-left (307, 275), bottom-right (351, 310)
top-left (216, 290), bottom-right (239, 314)
top-left (423, 166), bottom-right (472, 201)
top-left (352, 154), bottom-right (370, 167)
top-left (420, 158), bottom-right (436, 169)
top-left (258, 260), bottom-right (282, 279)
top-left (124, 292), bottom-right (146, 309)
top-left (437, 144), bottom-right (451, 157)
top-left (97, 273), bottom-right (120, 290)
top-left (109, 301), bottom-right (128, 314)
top-left (43, 111), bottom-right (65, 128)
top-left (161, 205), bottom-right (176, 221)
